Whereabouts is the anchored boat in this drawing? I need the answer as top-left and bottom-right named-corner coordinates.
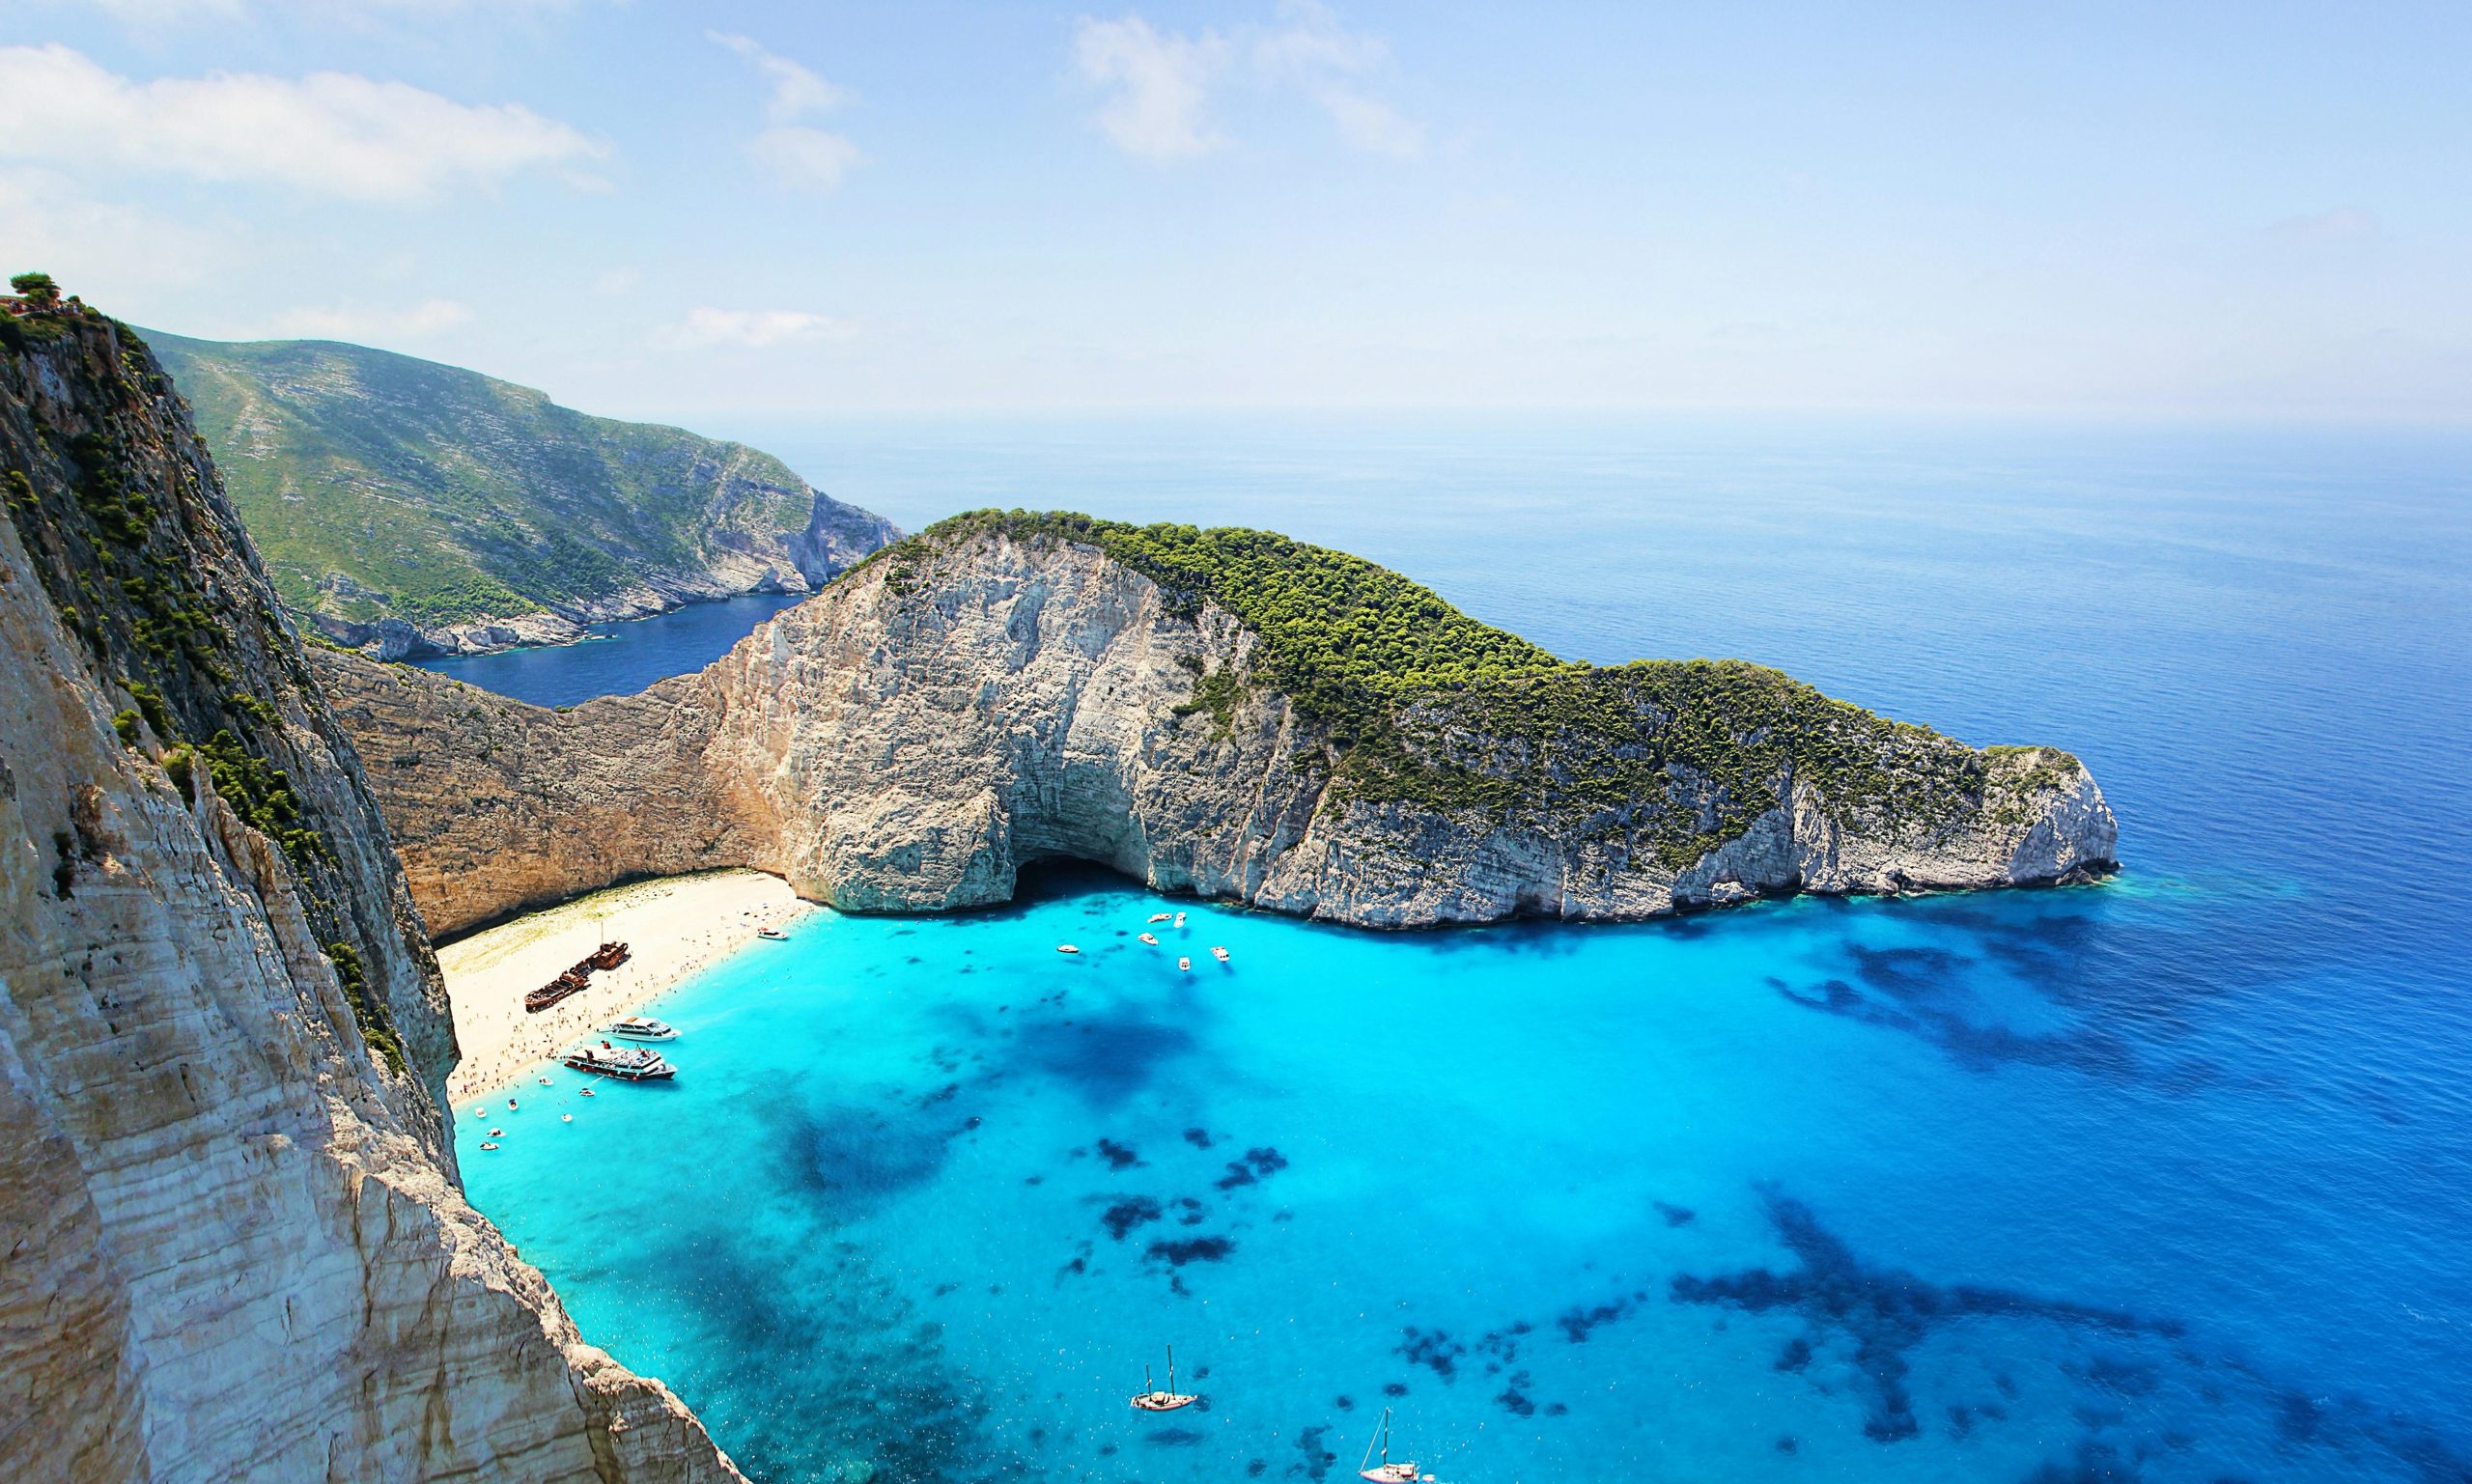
top-left (1358, 1409), bottom-right (1430, 1483)
top-left (561, 1042), bottom-right (676, 1081)
top-left (1128, 1347), bottom-right (1197, 1413)
top-left (608, 1016), bottom-right (677, 1042)
top-left (756, 926), bottom-right (789, 941)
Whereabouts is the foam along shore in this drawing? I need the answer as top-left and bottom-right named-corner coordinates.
top-left (438, 868), bottom-right (806, 1100)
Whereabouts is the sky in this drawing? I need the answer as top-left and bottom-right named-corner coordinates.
top-left (0, 0), bottom-right (2466, 423)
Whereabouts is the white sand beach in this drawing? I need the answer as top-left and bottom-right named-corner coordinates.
top-left (437, 868), bottom-right (809, 1100)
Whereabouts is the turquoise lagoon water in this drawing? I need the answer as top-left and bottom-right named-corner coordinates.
top-left (455, 419), bottom-right (2472, 1482)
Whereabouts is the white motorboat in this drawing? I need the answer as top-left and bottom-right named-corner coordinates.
top-left (562, 1042), bottom-right (676, 1081)
top-left (608, 1016), bottom-right (678, 1041)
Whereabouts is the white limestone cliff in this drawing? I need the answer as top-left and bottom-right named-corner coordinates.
top-left (0, 307), bottom-right (744, 1483)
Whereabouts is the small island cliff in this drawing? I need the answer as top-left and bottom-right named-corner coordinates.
top-left (317, 511), bottom-right (2119, 938)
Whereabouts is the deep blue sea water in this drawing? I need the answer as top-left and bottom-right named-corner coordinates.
top-left (413, 592), bottom-right (807, 707)
top-left (452, 417), bottom-right (2472, 1483)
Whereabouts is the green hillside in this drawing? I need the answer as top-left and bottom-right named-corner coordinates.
top-left (147, 331), bottom-right (892, 636)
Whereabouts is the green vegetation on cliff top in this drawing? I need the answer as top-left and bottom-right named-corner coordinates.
top-left (147, 331), bottom-right (852, 630)
top-left (892, 511), bottom-right (2081, 868)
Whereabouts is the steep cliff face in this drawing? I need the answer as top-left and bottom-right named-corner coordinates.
top-left (0, 302), bottom-right (743, 1481)
top-left (148, 330), bottom-right (898, 658)
top-left (319, 516), bottom-right (2116, 938)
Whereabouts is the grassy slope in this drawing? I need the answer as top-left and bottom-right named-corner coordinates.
top-left (149, 331), bottom-right (828, 628)
top-left (884, 511), bottom-right (2079, 867)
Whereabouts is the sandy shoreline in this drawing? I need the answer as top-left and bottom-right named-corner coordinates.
top-left (437, 868), bottom-right (809, 1100)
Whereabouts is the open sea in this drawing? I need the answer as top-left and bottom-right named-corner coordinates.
top-left (451, 416), bottom-right (2472, 1483)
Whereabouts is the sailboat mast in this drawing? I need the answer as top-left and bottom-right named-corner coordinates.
top-left (1166, 1346), bottom-right (1176, 1394)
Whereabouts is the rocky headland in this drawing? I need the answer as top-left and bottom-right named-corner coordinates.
top-left (320, 511), bottom-right (2118, 938)
top-left (0, 296), bottom-right (743, 1480)
top-left (148, 330), bottom-right (898, 659)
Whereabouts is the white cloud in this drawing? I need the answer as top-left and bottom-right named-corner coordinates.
top-left (707, 31), bottom-right (862, 192)
top-left (2268, 208), bottom-right (2380, 243)
top-left (0, 166), bottom-right (234, 294)
top-left (1310, 84), bottom-right (1421, 159)
top-left (708, 31), bottom-right (854, 125)
top-left (664, 307), bottom-right (857, 350)
top-left (748, 126), bottom-right (864, 191)
top-left (1074, 14), bottom-right (1228, 161)
top-left (1074, 4), bottom-right (1419, 162)
top-left (1253, 0), bottom-right (1421, 157)
top-left (269, 297), bottom-right (472, 340)
top-left (0, 44), bottom-right (604, 204)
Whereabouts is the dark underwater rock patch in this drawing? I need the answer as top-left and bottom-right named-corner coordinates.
top-left (1216, 1146), bottom-right (1289, 1190)
top-left (1670, 1187), bottom-right (2174, 1443)
top-left (1096, 1137), bottom-right (1143, 1169)
top-left (1396, 1327), bottom-right (1466, 1383)
top-left (1100, 1196), bottom-right (1164, 1241)
top-left (1556, 1298), bottom-right (1635, 1343)
top-left (1292, 1423), bottom-right (1336, 1481)
top-left (1146, 1235), bottom-right (1235, 1267)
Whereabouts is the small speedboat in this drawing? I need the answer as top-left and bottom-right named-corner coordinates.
top-left (1358, 1410), bottom-right (1430, 1483)
top-left (479, 1141), bottom-right (499, 1151)
top-left (1210, 946), bottom-right (1230, 964)
top-left (1174, 911), bottom-right (1187, 927)
top-left (562, 1042), bottom-right (677, 1081)
top-left (608, 1016), bottom-right (678, 1042)
top-left (1147, 912), bottom-right (1173, 923)
top-left (1057, 944), bottom-right (1081, 954)
top-left (1128, 1347), bottom-right (1198, 1413)
top-left (1178, 957), bottom-right (1192, 972)
top-left (756, 927), bottom-right (789, 941)
top-left (1138, 933), bottom-right (1160, 946)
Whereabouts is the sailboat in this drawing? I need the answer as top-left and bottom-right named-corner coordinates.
top-left (1358, 1409), bottom-right (1430, 1483)
top-left (1128, 1346), bottom-right (1198, 1413)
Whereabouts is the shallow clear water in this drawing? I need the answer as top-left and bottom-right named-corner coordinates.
top-left (412, 592), bottom-right (806, 708)
top-left (456, 418), bottom-right (2472, 1482)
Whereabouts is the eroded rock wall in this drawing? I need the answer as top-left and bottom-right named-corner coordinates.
top-left (323, 528), bottom-right (2117, 938)
top-left (0, 308), bottom-right (743, 1483)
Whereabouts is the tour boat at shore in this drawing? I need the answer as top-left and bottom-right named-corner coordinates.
top-left (756, 926), bottom-right (789, 940)
top-left (561, 1043), bottom-right (676, 1080)
top-left (608, 1016), bottom-right (677, 1041)
top-left (1127, 1347), bottom-right (1197, 1413)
